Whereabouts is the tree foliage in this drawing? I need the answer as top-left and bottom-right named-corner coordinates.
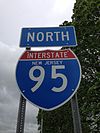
top-left (37, 0), bottom-right (100, 132)
top-left (71, 0), bottom-right (100, 132)
top-left (37, 102), bottom-right (73, 133)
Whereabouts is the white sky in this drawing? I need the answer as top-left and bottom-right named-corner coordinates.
top-left (0, 0), bottom-right (75, 133)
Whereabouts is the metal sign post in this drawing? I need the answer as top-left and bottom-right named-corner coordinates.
top-left (41, 111), bottom-right (43, 133)
top-left (16, 95), bottom-right (26, 133)
top-left (16, 47), bottom-right (31, 133)
top-left (71, 93), bottom-right (82, 133)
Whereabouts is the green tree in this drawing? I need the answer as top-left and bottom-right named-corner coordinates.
top-left (72, 0), bottom-right (100, 132)
top-left (85, 72), bottom-right (100, 132)
top-left (37, 102), bottom-right (73, 133)
top-left (37, 0), bottom-right (100, 132)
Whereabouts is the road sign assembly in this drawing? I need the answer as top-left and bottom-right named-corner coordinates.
top-left (16, 49), bottom-right (81, 111)
top-left (20, 26), bottom-right (77, 47)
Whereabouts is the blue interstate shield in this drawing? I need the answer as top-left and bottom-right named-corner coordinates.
top-left (16, 49), bottom-right (81, 111)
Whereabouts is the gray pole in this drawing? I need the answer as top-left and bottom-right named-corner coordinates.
top-left (16, 95), bottom-right (26, 133)
top-left (41, 110), bottom-right (43, 133)
top-left (16, 47), bottom-right (31, 133)
top-left (41, 117), bottom-right (43, 133)
top-left (71, 93), bottom-right (82, 133)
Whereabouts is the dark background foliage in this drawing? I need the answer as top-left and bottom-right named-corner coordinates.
top-left (37, 0), bottom-right (100, 132)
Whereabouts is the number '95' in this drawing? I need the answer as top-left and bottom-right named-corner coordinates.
top-left (29, 65), bottom-right (67, 93)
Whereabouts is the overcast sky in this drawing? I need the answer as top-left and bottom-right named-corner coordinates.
top-left (0, 0), bottom-right (75, 133)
